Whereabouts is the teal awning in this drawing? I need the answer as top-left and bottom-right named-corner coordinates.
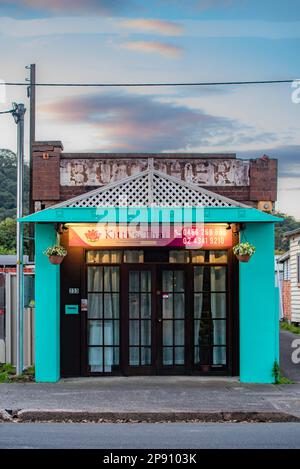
top-left (19, 206), bottom-right (282, 224)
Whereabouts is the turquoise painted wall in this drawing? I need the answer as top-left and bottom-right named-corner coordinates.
top-left (239, 222), bottom-right (278, 383)
top-left (35, 223), bottom-right (60, 382)
top-left (32, 218), bottom-right (279, 383)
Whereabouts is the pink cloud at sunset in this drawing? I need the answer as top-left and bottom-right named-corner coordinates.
top-left (122, 18), bottom-right (183, 36)
top-left (121, 40), bottom-right (183, 58)
top-left (0, 0), bottom-right (135, 15)
top-left (40, 92), bottom-right (275, 152)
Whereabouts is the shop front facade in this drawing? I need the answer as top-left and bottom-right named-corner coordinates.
top-left (22, 147), bottom-right (280, 383)
top-left (59, 227), bottom-right (238, 378)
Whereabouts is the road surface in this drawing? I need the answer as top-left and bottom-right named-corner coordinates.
top-left (1, 423), bottom-right (300, 449)
top-left (280, 329), bottom-right (300, 382)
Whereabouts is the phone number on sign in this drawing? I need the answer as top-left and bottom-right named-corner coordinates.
top-left (183, 236), bottom-right (227, 246)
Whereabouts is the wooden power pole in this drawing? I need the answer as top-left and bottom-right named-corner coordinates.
top-left (26, 64), bottom-right (36, 259)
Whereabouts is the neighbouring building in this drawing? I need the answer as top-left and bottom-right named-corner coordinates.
top-left (278, 229), bottom-right (300, 324)
top-left (0, 256), bottom-right (35, 367)
top-left (20, 141), bottom-right (281, 383)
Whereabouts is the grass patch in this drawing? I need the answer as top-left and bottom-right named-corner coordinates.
top-left (0, 363), bottom-right (35, 383)
top-left (280, 321), bottom-right (300, 334)
top-left (278, 376), bottom-right (294, 384)
top-left (272, 360), bottom-right (294, 384)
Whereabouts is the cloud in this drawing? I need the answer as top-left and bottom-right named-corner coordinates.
top-left (195, 0), bottom-right (235, 10)
top-left (237, 145), bottom-right (300, 178)
top-left (0, 0), bottom-right (136, 16)
top-left (1, 15), bottom-right (300, 40)
top-left (122, 18), bottom-right (183, 36)
top-left (121, 40), bottom-right (183, 58)
top-left (160, 0), bottom-right (236, 12)
top-left (278, 186), bottom-right (300, 192)
top-left (40, 91), bottom-right (275, 152)
top-left (2, 0), bottom-right (235, 16)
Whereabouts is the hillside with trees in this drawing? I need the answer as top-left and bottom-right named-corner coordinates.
top-left (0, 149), bottom-right (29, 254)
top-left (274, 211), bottom-right (300, 252)
top-left (0, 149), bottom-right (29, 220)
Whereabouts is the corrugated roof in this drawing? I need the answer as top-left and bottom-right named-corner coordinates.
top-left (285, 227), bottom-right (300, 238)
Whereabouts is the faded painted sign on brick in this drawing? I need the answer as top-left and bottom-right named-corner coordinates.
top-left (60, 157), bottom-right (250, 187)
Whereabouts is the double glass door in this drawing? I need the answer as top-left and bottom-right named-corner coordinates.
top-left (85, 261), bottom-right (229, 375)
top-left (125, 266), bottom-right (187, 374)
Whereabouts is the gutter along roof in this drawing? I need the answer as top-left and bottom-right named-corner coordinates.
top-left (20, 206), bottom-right (282, 224)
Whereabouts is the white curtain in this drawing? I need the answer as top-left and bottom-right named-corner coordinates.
top-left (211, 267), bottom-right (226, 365)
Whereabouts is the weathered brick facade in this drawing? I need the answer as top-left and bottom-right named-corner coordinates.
top-left (32, 141), bottom-right (63, 203)
top-left (32, 141), bottom-right (278, 211)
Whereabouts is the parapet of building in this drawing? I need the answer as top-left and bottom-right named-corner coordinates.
top-left (32, 141), bottom-right (278, 212)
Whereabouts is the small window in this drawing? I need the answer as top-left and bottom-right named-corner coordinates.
top-left (191, 250), bottom-right (206, 263)
top-left (144, 249), bottom-right (169, 262)
top-left (209, 250), bottom-right (227, 263)
top-left (297, 254), bottom-right (300, 284)
top-left (124, 250), bottom-right (144, 263)
top-left (169, 250), bottom-right (190, 263)
top-left (86, 250), bottom-right (122, 263)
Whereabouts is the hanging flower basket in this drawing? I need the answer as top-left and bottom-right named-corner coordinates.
top-left (233, 242), bottom-right (256, 263)
top-left (44, 245), bottom-right (67, 265)
top-left (48, 255), bottom-right (65, 265)
top-left (236, 254), bottom-right (251, 263)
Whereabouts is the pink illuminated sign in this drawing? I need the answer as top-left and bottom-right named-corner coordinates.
top-left (68, 223), bottom-right (232, 249)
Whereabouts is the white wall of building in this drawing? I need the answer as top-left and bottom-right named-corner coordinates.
top-left (289, 233), bottom-right (300, 323)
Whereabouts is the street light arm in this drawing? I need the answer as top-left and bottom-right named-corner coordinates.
top-left (0, 109), bottom-right (14, 115)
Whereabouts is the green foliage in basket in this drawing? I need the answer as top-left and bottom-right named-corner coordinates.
top-left (233, 242), bottom-right (256, 256)
top-left (43, 245), bottom-right (67, 257)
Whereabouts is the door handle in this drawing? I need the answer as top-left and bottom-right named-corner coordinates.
top-left (157, 318), bottom-right (162, 323)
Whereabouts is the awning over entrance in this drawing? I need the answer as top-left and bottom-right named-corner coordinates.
top-left (20, 206), bottom-right (281, 223)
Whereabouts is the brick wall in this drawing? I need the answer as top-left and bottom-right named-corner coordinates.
top-left (32, 141), bottom-right (63, 204)
top-left (249, 156), bottom-right (278, 202)
top-left (32, 141), bottom-right (278, 209)
top-left (282, 280), bottom-right (291, 321)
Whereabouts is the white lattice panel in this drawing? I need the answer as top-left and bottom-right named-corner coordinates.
top-left (68, 173), bottom-right (149, 207)
top-left (60, 169), bottom-right (238, 208)
top-left (152, 173), bottom-right (233, 207)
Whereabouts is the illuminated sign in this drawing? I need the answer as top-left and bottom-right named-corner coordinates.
top-left (68, 223), bottom-right (232, 249)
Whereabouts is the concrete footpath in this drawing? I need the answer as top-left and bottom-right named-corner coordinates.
top-left (1, 377), bottom-right (300, 423)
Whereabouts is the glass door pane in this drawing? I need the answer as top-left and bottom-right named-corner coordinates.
top-left (193, 265), bottom-right (227, 369)
top-left (161, 270), bottom-right (185, 367)
top-left (87, 266), bottom-right (120, 373)
top-left (129, 270), bottom-right (152, 367)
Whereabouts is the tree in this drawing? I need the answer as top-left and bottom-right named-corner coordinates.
top-left (0, 149), bottom-right (29, 221)
top-left (0, 217), bottom-right (30, 255)
top-left (274, 211), bottom-right (300, 252)
top-left (0, 217), bottom-right (17, 254)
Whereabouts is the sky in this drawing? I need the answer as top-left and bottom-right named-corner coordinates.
top-left (0, 0), bottom-right (299, 218)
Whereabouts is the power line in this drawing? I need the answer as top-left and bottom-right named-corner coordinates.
top-left (0, 79), bottom-right (297, 88)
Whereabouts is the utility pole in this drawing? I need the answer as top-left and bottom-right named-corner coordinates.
top-left (26, 64), bottom-right (36, 259)
top-left (26, 64), bottom-right (35, 211)
top-left (12, 103), bottom-right (26, 376)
